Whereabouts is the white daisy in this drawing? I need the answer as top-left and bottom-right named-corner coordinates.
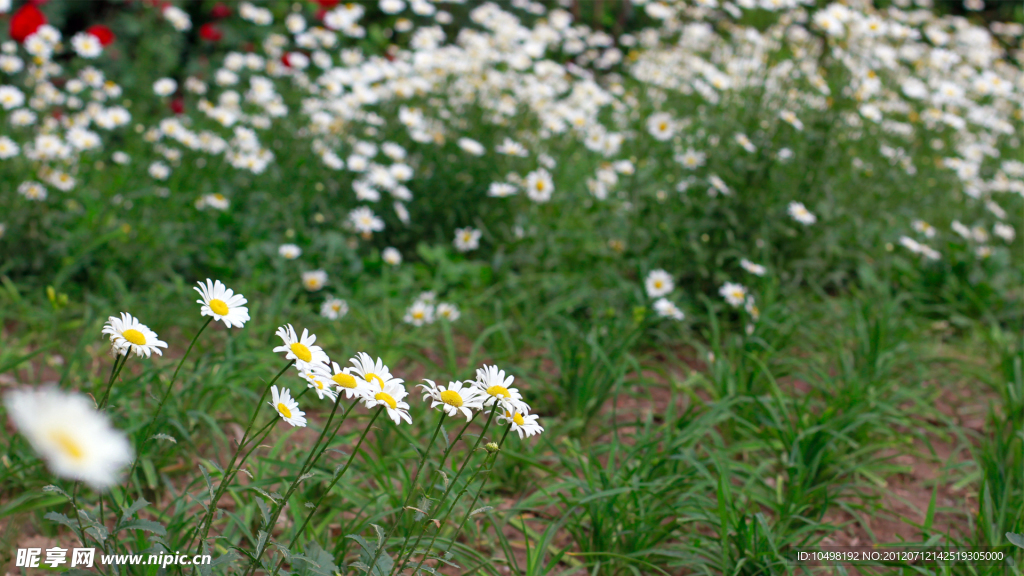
top-left (436, 302), bottom-right (460, 321)
top-left (382, 247), bottom-right (402, 265)
top-left (361, 380), bottom-right (412, 425)
top-left (270, 385), bottom-right (306, 427)
top-left (404, 300), bottom-right (435, 326)
top-left (739, 259), bottom-right (766, 276)
top-left (644, 269), bottom-right (674, 298)
top-left (320, 297), bottom-right (349, 320)
top-left (418, 379), bottom-right (484, 421)
top-left (653, 298), bottom-right (685, 321)
top-left (497, 408), bottom-right (544, 439)
top-left (102, 312), bottom-right (168, 357)
top-left (4, 387), bottom-right (132, 489)
top-left (646, 112), bottom-right (675, 141)
top-left (457, 137), bottom-right (485, 156)
top-left (348, 352), bottom-right (402, 391)
top-left (453, 227), bottom-right (482, 252)
top-left (787, 202), bottom-right (816, 225)
top-left (719, 282), bottom-right (748, 308)
top-left (524, 168), bottom-right (554, 203)
top-left (329, 361), bottom-right (368, 399)
top-left (300, 364), bottom-right (339, 402)
top-left (278, 243), bottom-right (302, 259)
top-left (273, 324), bottom-right (330, 368)
top-left (302, 270), bottom-right (328, 291)
top-left (194, 279), bottom-right (249, 328)
top-left (474, 365), bottom-right (530, 414)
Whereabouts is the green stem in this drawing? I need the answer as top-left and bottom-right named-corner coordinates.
top-left (441, 423), bottom-right (514, 558)
top-left (97, 352), bottom-right (127, 410)
top-left (393, 408), bottom-right (497, 575)
top-left (249, 389), bottom-right (351, 571)
top-left (191, 360), bottom-right (293, 551)
top-left (249, 406), bottom-right (384, 576)
top-left (123, 317), bottom-right (213, 507)
top-left (389, 415), bottom-right (476, 567)
top-left (364, 413), bottom-right (447, 573)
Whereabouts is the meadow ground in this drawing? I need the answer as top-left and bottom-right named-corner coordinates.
top-left (0, 0), bottom-right (1023, 575)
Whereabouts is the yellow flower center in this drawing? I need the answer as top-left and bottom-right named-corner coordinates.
top-left (535, 181), bottom-right (545, 191)
top-left (333, 372), bottom-right (357, 389)
top-left (654, 281), bottom-right (663, 289)
top-left (374, 391), bottom-right (397, 410)
top-left (209, 299), bottom-right (229, 316)
top-left (413, 311), bottom-right (424, 319)
top-left (122, 328), bottom-right (146, 346)
top-left (658, 122), bottom-right (668, 131)
top-left (487, 385), bottom-right (511, 398)
top-left (731, 290), bottom-right (744, 301)
top-left (513, 412), bottom-right (525, 426)
top-left (277, 403), bottom-right (292, 418)
top-left (290, 343), bottom-right (312, 363)
top-left (49, 430), bottom-right (85, 461)
top-left (440, 390), bottom-right (463, 407)
top-left (364, 373), bottom-right (385, 388)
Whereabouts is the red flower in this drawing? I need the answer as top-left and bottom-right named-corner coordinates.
top-left (210, 2), bottom-right (231, 19)
top-left (313, 0), bottom-right (339, 7)
top-left (10, 4), bottom-right (47, 43)
top-left (199, 23), bottom-right (222, 41)
top-left (280, 53), bottom-right (292, 68)
top-left (86, 24), bottom-right (116, 46)
top-left (170, 97), bottom-right (184, 115)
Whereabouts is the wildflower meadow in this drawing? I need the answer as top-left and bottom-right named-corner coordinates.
top-left (0, 0), bottom-right (1022, 574)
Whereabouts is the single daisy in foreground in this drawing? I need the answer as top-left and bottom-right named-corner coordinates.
top-left (361, 381), bottom-right (412, 425)
top-left (419, 379), bottom-right (483, 421)
top-left (195, 279), bottom-right (250, 328)
top-left (270, 385), bottom-right (306, 427)
top-left (273, 324), bottom-right (330, 368)
top-left (654, 298), bottom-right (685, 321)
top-left (498, 408), bottom-right (544, 439)
top-left (4, 387), bottom-right (133, 489)
top-left (474, 364), bottom-right (530, 414)
top-left (102, 312), bottom-right (168, 357)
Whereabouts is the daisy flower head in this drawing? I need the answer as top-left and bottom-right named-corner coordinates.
top-left (348, 352), bottom-right (402, 391)
top-left (404, 300), bottom-right (435, 326)
top-left (474, 364), bottom-right (530, 414)
top-left (436, 302), bottom-right (460, 322)
top-left (278, 243), bottom-right (302, 259)
top-left (273, 324), bottom-right (330, 368)
top-left (320, 297), bottom-right (349, 320)
top-left (418, 379), bottom-right (483, 421)
top-left (302, 270), bottom-right (328, 291)
top-left (740, 258), bottom-right (766, 276)
top-left (498, 408), bottom-right (544, 439)
top-left (788, 201), bottom-right (816, 225)
top-left (719, 282), bottom-right (747, 308)
top-left (300, 363), bottom-right (339, 402)
top-left (457, 137), bottom-right (485, 156)
top-left (453, 227), bottom-right (482, 252)
top-left (362, 380), bottom-right (412, 425)
top-left (653, 298), bottom-right (685, 321)
top-left (646, 112), bottom-right (675, 141)
top-left (102, 313), bottom-right (168, 357)
top-left (349, 206), bottom-right (385, 235)
top-left (4, 387), bottom-right (133, 489)
top-left (270, 385), bottom-right (306, 427)
top-left (644, 269), bottom-right (674, 298)
top-left (194, 279), bottom-right (249, 328)
top-left (525, 168), bottom-right (554, 203)
top-left (330, 361), bottom-right (367, 399)
top-left (382, 247), bottom-right (402, 265)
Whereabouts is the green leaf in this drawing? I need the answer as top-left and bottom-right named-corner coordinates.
top-left (1008, 532), bottom-right (1024, 549)
top-left (117, 519), bottom-right (167, 536)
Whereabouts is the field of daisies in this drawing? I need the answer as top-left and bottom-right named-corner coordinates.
top-left (0, 0), bottom-right (1022, 574)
